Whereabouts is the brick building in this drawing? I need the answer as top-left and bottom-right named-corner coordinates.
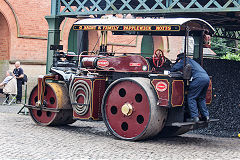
top-left (0, 0), bottom-right (185, 96)
top-left (0, 0), bottom-right (50, 92)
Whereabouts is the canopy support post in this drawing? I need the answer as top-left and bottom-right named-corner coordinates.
top-left (45, 16), bottom-right (64, 73)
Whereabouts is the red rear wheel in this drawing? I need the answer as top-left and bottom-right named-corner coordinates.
top-left (102, 78), bottom-right (167, 140)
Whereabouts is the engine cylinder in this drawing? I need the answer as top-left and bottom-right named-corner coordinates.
top-left (82, 57), bottom-right (98, 68)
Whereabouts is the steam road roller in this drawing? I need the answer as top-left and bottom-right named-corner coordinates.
top-left (26, 18), bottom-right (217, 140)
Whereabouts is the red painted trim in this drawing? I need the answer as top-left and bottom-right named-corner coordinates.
top-left (171, 80), bottom-right (184, 107)
top-left (151, 79), bottom-right (169, 107)
top-left (206, 79), bottom-right (212, 105)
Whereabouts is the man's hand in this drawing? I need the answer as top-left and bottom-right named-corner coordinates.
top-left (17, 74), bottom-right (24, 79)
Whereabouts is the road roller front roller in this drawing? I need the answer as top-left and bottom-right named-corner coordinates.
top-left (101, 78), bottom-right (168, 141)
top-left (28, 82), bottom-right (75, 126)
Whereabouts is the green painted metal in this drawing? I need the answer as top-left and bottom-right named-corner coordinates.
top-left (68, 27), bottom-right (78, 53)
top-left (57, 0), bottom-right (240, 16)
top-left (141, 36), bottom-right (154, 57)
top-left (193, 36), bottom-right (200, 59)
top-left (45, 16), bottom-right (65, 74)
top-left (215, 27), bottom-right (240, 40)
top-left (53, 0), bottom-right (240, 39)
top-left (51, 0), bottom-right (60, 15)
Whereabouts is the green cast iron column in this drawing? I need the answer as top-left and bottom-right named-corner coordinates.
top-left (45, 16), bottom-right (64, 73)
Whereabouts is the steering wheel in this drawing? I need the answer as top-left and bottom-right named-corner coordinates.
top-left (153, 49), bottom-right (165, 68)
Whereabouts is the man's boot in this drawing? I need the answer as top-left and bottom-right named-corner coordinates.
top-left (187, 117), bottom-right (200, 123)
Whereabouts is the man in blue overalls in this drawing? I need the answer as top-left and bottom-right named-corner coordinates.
top-left (170, 53), bottom-right (210, 122)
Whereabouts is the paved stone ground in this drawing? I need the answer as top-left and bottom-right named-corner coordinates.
top-left (0, 103), bottom-right (240, 160)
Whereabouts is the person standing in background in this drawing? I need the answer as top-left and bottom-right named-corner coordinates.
top-left (13, 61), bottom-right (24, 104)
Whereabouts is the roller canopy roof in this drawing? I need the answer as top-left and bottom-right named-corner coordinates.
top-left (73, 18), bottom-right (215, 36)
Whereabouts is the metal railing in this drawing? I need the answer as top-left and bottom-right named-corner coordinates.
top-left (55, 0), bottom-right (240, 16)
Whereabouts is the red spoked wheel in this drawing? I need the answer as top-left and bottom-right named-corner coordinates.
top-left (29, 82), bottom-right (75, 126)
top-left (153, 49), bottom-right (165, 68)
top-left (102, 78), bottom-right (167, 140)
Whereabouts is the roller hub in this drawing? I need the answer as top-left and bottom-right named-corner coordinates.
top-left (121, 103), bottom-right (133, 116)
